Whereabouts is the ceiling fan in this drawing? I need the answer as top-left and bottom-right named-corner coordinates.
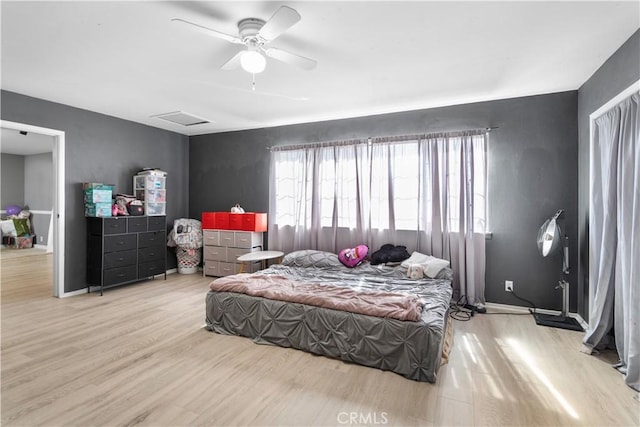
top-left (172, 6), bottom-right (317, 75)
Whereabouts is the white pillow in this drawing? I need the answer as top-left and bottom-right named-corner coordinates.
top-left (423, 257), bottom-right (450, 278)
top-left (401, 251), bottom-right (430, 267)
top-left (401, 251), bottom-right (450, 278)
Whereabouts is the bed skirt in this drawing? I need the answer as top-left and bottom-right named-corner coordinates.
top-left (205, 291), bottom-right (451, 382)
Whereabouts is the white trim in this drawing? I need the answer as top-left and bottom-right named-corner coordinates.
top-left (33, 244), bottom-right (47, 250)
top-left (47, 214), bottom-right (53, 253)
top-left (25, 210), bottom-right (52, 215)
top-left (485, 302), bottom-right (589, 330)
top-left (587, 79), bottom-right (640, 320)
top-left (60, 288), bottom-right (89, 298)
top-left (589, 80), bottom-right (640, 121)
top-left (1, 120), bottom-right (66, 298)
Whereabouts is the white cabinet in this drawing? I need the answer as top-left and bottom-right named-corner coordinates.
top-left (133, 171), bottom-right (166, 216)
top-left (203, 229), bottom-right (263, 277)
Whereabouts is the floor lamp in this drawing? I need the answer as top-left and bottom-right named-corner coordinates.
top-left (535, 209), bottom-right (583, 331)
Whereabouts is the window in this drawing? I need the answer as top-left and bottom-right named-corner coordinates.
top-left (271, 132), bottom-right (487, 235)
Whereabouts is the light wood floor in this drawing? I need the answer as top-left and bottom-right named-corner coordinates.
top-left (1, 254), bottom-right (638, 426)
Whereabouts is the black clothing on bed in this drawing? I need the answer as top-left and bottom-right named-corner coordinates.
top-left (369, 244), bottom-right (411, 265)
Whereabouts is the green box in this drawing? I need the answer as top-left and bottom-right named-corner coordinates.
top-left (85, 203), bottom-right (112, 217)
top-left (84, 189), bottom-right (113, 203)
top-left (83, 182), bottom-right (114, 204)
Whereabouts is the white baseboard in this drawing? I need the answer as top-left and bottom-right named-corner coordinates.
top-left (485, 302), bottom-right (589, 330)
top-left (60, 288), bottom-right (89, 298)
top-left (34, 243), bottom-right (48, 250)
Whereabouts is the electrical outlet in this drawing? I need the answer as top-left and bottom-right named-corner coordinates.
top-left (39, 236), bottom-right (44, 243)
top-left (505, 280), bottom-right (514, 292)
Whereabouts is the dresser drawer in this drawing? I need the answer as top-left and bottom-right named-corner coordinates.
top-left (148, 216), bottom-right (166, 231)
top-left (219, 231), bottom-right (235, 247)
top-left (203, 260), bottom-right (220, 277)
top-left (203, 230), bottom-right (220, 246)
top-left (104, 249), bottom-right (137, 269)
top-left (234, 231), bottom-right (262, 249)
top-left (104, 265), bottom-right (137, 286)
top-left (204, 245), bottom-right (226, 261)
top-left (139, 231), bottom-right (165, 248)
top-left (218, 261), bottom-right (237, 276)
top-left (127, 217), bottom-right (147, 232)
top-left (104, 234), bottom-right (137, 253)
top-left (139, 246), bottom-right (165, 263)
top-left (103, 217), bottom-right (128, 235)
top-left (139, 260), bottom-right (165, 278)
top-left (227, 247), bottom-right (258, 262)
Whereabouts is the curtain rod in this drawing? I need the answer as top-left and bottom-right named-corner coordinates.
top-left (267, 127), bottom-right (497, 151)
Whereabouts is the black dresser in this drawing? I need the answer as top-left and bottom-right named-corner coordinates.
top-left (86, 216), bottom-right (167, 295)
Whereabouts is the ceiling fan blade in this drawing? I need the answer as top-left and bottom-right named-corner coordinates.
top-left (258, 6), bottom-right (301, 41)
top-left (220, 51), bottom-right (244, 70)
top-left (171, 18), bottom-right (242, 44)
top-left (264, 47), bottom-right (317, 70)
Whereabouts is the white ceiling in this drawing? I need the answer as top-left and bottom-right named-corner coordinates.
top-left (1, 1), bottom-right (638, 136)
top-left (0, 128), bottom-right (53, 155)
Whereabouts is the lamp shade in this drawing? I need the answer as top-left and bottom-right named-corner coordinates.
top-left (240, 50), bottom-right (266, 74)
top-left (537, 218), bottom-right (561, 256)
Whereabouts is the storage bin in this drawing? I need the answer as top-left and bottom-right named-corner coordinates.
top-left (145, 202), bottom-right (166, 216)
top-left (241, 213), bottom-right (267, 232)
top-left (214, 212), bottom-right (229, 229)
top-left (201, 212), bottom-right (267, 231)
top-left (201, 212), bottom-right (216, 229)
top-left (135, 175), bottom-right (165, 190)
top-left (85, 203), bottom-right (112, 217)
top-left (145, 189), bottom-right (166, 203)
top-left (3, 235), bottom-right (35, 249)
top-left (229, 213), bottom-right (243, 230)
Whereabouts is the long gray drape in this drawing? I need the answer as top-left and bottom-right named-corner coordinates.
top-left (583, 92), bottom-right (639, 392)
top-left (268, 131), bottom-right (487, 306)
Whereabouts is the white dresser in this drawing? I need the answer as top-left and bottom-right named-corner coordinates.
top-left (202, 229), bottom-right (263, 277)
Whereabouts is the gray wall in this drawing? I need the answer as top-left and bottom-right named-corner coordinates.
top-left (1, 90), bottom-right (190, 293)
top-left (577, 29), bottom-right (640, 319)
top-left (190, 91), bottom-right (578, 312)
top-left (1, 153), bottom-right (25, 207)
top-left (25, 152), bottom-right (53, 245)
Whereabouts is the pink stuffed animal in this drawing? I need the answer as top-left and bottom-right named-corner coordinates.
top-left (338, 244), bottom-right (368, 268)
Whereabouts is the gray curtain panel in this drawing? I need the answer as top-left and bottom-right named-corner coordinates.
top-left (583, 92), bottom-right (639, 392)
top-left (268, 130), bottom-right (487, 306)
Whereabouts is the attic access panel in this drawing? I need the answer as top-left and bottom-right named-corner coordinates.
top-left (152, 111), bottom-right (211, 126)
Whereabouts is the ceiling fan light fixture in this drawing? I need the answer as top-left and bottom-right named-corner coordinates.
top-left (240, 50), bottom-right (266, 74)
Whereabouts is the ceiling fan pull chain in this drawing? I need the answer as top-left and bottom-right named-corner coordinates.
top-left (252, 74), bottom-right (256, 91)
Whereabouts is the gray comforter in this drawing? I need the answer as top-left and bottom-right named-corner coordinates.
top-left (205, 251), bottom-right (453, 382)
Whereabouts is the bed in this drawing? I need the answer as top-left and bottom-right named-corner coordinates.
top-left (205, 250), bottom-right (453, 382)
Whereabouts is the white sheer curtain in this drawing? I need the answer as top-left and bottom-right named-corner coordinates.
top-left (583, 92), bottom-right (639, 392)
top-left (268, 130), bottom-right (487, 305)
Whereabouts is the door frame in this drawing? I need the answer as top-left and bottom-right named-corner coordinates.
top-left (1, 120), bottom-right (66, 297)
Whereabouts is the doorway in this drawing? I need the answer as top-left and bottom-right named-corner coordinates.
top-left (1, 120), bottom-right (65, 297)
